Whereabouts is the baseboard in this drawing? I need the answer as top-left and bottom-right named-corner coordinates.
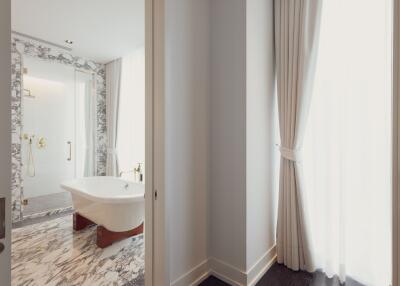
top-left (209, 257), bottom-right (247, 285)
top-left (171, 246), bottom-right (276, 286)
top-left (171, 259), bottom-right (210, 286)
top-left (208, 245), bottom-right (277, 286)
top-left (246, 245), bottom-right (277, 286)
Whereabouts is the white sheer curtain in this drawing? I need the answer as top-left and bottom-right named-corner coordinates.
top-left (75, 71), bottom-right (96, 178)
top-left (117, 48), bottom-right (145, 179)
top-left (274, 0), bottom-right (322, 272)
top-left (82, 80), bottom-right (96, 177)
top-left (106, 58), bottom-right (122, 176)
top-left (302, 0), bottom-right (392, 285)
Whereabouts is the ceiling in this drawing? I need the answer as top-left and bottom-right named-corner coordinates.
top-left (12, 0), bottom-right (144, 63)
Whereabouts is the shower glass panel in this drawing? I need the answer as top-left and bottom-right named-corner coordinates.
top-left (22, 56), bottom-right (75, 199)
top-left (21, 57), bottom-right (95, 217)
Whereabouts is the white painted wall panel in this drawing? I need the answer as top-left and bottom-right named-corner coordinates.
top-left (246, 0), bottom-right (278, 271)
top-left (164, 0), bottom-right (210, 283)
top-left (210, 0), bottom-right (247, 272)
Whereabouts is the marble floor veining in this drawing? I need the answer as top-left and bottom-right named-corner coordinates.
top-left (23, 192), bottom-right (73, 218)
top-left (12, 214), bottom-right (144, 286)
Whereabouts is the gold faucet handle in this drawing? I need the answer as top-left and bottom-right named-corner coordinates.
top-left (135, 163), bottom-right (144, 173)
top-left (37, 137), bottom-right (46, 149)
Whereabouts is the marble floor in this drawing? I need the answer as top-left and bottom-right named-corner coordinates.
top-left (12, 214), bottom-right (144, 286)
top-left (22, 192), bottom-right (73, 220)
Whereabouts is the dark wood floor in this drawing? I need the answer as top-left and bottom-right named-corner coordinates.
top-left (200, 263), bottom-right (364, 286)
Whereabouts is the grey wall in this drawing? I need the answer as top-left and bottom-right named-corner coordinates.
top-left (164, 0), bottom-right (210, 284)
top-left (164, 0), bottom-right (276, 282)
top-left (209, 0), bottom-right (277, 283)
top-left (209, 0), bottom-right (247, 274)
top-left (246, 0), bottom-right (278, 274)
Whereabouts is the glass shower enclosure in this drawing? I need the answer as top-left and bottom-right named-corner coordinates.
top-left (21, 56), bottom-right (95, 218)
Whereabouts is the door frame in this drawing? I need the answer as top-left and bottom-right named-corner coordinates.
top-left (394, 0), bottom-right (400, 285)
top-left (145, 0), bottom-right (153, 284)
top-left (0, 0), bottom-right (11, 284)
top-left (146, 0), bottom-right (169, 284)
top-left (145, 0), bottom-right (155, 284)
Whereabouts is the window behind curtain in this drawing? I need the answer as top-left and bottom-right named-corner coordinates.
top-left (303, 0), bottom-right (392, 285)
top-left (117, 48), bottom-right (145, 179)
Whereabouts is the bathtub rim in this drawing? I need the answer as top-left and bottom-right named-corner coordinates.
top-left (60, 177), bottom-right (145, 204)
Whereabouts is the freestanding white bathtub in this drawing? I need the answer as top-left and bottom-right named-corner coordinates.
top-left (61, 176), bottom-right (144, 233)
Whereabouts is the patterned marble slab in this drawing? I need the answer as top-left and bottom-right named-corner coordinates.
top-left (12, 215), bottom-right (144, 286)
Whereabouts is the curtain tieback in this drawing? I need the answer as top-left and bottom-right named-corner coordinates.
top-left (107, 148), bottom-right (117, 155)
top-left (279, 146), bottom-right (301, 162)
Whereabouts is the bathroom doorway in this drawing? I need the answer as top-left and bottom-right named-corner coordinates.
top-left (6, 0), bottom-right (152, 285)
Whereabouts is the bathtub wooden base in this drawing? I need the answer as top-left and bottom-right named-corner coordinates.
top-left (73, 212), bottom-right (144, 248)
top-left (73, 213), bottom-right (95, 231)
top-left (97, 223), bottom-right (144, 248)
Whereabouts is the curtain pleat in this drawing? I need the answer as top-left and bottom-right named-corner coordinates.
top-left (84, 81), bottom-right (96, 177)
top-left (105, 58), bottom-right (122, 176)
top-left (274, 0), bottom-right (322, 272)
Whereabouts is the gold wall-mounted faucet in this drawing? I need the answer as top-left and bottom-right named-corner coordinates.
top-left (119, 163), bottom-right (144, 183)
top-left (37, 137), bottom-right (46, 149)
top-left (134, 163), bottom-right (144, 183)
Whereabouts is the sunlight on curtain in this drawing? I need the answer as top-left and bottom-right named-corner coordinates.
top-left (75, 73), bottom-right (96, 178)
top-left (117, 48), bottom-right (145, 179)
top-left (302, 0), bottom-right (392, 285)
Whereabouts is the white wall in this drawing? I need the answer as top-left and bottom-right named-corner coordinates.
top-left (209, 0), bottom-right (277, 284)
top-left (163, 0), bottom-right (276, 284)
top-left (246, 0), bottom-right (278, 281)
top-left (164, 0), bottom-right (210, 284)
top-left (209, 0), bottom-right (247, 278)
